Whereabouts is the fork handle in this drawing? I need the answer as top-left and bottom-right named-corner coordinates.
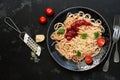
top-left (103, 42), bottom-right (115, 72)
top-left (114, 43), bottom-right (120, 63)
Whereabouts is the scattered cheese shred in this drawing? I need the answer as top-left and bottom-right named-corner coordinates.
top-left (30, 51), bottom-right (40, 63)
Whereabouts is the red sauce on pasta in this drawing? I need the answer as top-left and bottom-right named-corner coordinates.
top-left (65, 19), bottom-right (92, 41)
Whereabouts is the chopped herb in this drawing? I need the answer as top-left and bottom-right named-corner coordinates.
top-left (57, 29), bottom-right (65, 34)
top-left (94, 32), bottom-right (99, 38)
top-left (81, 33), bottom-right (87, 39)
top-left (76, 51), bottom-right (81, 56)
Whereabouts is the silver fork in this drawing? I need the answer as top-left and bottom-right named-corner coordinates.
top-left (113, 15), bottom-right (120, 63)
top-left (103, 16), bottom-right (120, 72)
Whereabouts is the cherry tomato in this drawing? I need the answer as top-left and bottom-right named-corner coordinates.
top-left (39, 16), bottom-right (47, 24)
top-left (45, 7), bottom-right (54, 16)
top-left (85, 55), bottom-right (93, 65)
top-left (97, 38), bottom-right (106, 47)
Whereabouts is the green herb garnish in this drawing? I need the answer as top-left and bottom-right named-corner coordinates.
top-left (94, 32), bottom-right (99, 38)
top-left (57, 29), bottom-right (65, 34)
top-left (81, 33), bottom-right (87, 39)
top-left (76, 51), bottom-right (81, 56)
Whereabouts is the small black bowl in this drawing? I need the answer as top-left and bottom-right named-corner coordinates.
top-left (47, 6), bottom-right (112, 71)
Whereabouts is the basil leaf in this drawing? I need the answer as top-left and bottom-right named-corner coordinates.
top-left (94, 32), bottom-right (99, 38)
top-left (57, 29), bottom-right (65, 34)
top-left (76, 51), bottom-right (81, 56)
top-left (81, 33), bottom-right (87, 39)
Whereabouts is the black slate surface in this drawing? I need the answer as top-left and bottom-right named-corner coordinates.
top-left (0, 0), bottom-right (120, 80)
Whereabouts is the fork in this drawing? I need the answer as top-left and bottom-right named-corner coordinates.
top-left (103, 16), bottom-right (120, 72)
top-left (113, 15), bottom-right (120, 63)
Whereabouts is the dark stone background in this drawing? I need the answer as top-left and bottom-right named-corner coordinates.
top-left (0, 0), bottom-right (120, 80)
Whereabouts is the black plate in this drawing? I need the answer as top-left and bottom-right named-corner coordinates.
top-left (47, 6), bottom-right (111, 71)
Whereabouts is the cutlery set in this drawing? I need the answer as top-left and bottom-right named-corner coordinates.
top-left (103, 15), bottom-right (120, 72)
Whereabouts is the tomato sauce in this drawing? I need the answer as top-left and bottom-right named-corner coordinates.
top-left (65, 19), bottom-right (92, 41)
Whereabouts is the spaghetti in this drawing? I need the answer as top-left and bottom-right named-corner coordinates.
top-left (50, 11), bottom-right (105, 63)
